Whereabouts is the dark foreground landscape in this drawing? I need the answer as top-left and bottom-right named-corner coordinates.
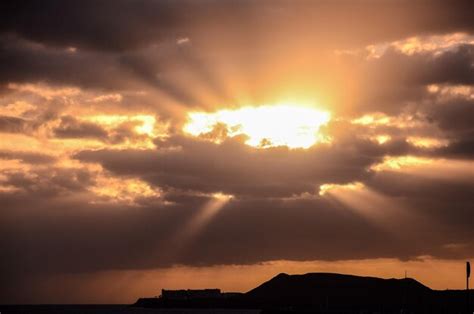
top-left (0, 306), bottom-right (258, 314)
top-left (2, 273), bottom-right (472, 314)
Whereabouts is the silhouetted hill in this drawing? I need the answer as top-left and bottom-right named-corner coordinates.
top-left (247, 272), bottom-right (429, 301)
top-left (245, 273), bottom-right (436, 312)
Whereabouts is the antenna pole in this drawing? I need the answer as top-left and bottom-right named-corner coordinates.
top-left (467, 261), bottom-right (471, 314)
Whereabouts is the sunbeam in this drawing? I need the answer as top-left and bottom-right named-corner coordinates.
top-left (319, 182), bottom-right (419, 235)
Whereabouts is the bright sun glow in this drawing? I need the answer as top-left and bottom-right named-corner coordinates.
top-left (183, 104), bottom-right (331, 149)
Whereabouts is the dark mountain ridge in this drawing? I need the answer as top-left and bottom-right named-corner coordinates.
top-left (245, 273), bottom-right (433, 312)
top-left (248, 272), bottom-right (431, 298)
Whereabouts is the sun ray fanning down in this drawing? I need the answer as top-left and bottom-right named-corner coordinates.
top-left (182, 193), bottom-right (233, 238)
top-left (183, 104), bottom-right (331, 149)
top-left (319, 182), bottom-right (418, 234)
top-left (166, 193), bottom-right (233, 259)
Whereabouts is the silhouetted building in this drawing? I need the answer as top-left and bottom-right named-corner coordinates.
top-left (161, 289), bottom-right (222, 300)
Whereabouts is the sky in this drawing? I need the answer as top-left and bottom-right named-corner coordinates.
top-left (1, 0), bottom-right (474, 304)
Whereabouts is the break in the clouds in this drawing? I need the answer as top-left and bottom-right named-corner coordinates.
top-left (1, 0), bottom-right (474, 304)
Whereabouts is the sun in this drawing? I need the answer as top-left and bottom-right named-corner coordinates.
top-left (183, 104), bottom-right (331, 149)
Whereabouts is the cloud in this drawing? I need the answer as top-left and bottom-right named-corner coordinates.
top-left (76, 134), bottom-right (385, 198)
top-left (1, 168), bottom-right (472, 278)
top-left (0, 34), bottom-right (133, 90)
top-left (53, 115), bottom-right (109, 140)
top-left (0, 150), bottom-right (56, 164)
top-left (0, 0), bottom-right (182, 51)
top-left (1, 0), bottom-right (474, 52)
top-left (0, 115), bottom-right (29, 133)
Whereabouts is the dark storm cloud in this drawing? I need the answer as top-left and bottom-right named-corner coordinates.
top-left (0, 189), bottom-right (416, 275)
top-left (75, 133), bottom-right (406, 197)
top-left (0, 193), bottom-right (177, 275)
top-left (340, 44), bottom-right (474, 116)
top-left (0, 34), bottom-right (131, 90)
top-left (72, 117), bottom-right (474, 200)
top-left (1, 167), bottom-right (93, 196)
top-left (52, 115), bottom-right (158, 145)
top-left (0, 115), bottom-right (29, 133)
top-left (429, 97), bottom-right (474, 133)
top-left (372, 44), bottom-right (474, 86)
top-left (439, 136), bottom-right (474, 159)
top-left (1, 176), bottom-right (472, 276)
top-left (0, 150), bottom-right (56, 164)
top-left (1, 0), bottom-right (474, 51)
top-left (0, 0), bottom-right (182, 51)
top-left (53, 116), bottom-right (109, 140)
top-left (423, 95), bottom-right (474, 158)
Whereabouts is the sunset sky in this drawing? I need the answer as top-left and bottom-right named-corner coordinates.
top-left (1, 0), bottom-right (474, 304)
